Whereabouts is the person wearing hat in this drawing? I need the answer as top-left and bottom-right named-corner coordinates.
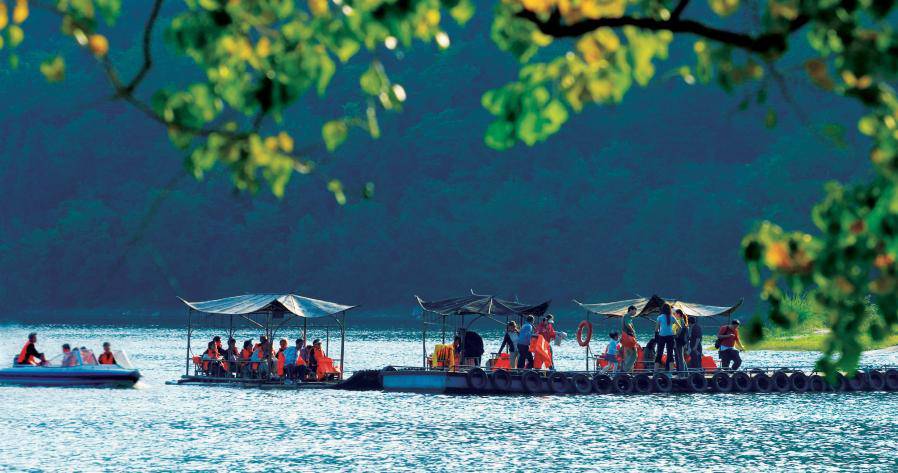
top-left (716, 319), bottom-right (745, 370)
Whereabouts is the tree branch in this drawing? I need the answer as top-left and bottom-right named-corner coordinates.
top-left (518, 8), bottom-right (809, 54)
top-left (123, 0), bottom-right (164, 94)
top-left (670, 0), bottom-right (690, 20)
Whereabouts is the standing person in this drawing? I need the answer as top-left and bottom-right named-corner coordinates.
top-left (654, 304), bottom-right (679, 372)
top-left (497, 321), bottom-right (519, 368)
top-left (517, 315), bottom-right (535, 369)
top-left (16, 332), bottom-right (46, 366)
top-left (619, 327), bottom-right (638, 373)
top-left (98, 342), bottom-right (117, 365)
top-left (717, 320), bottom-right (745, 370)
top-left (622, 305), bottom-right (638, 335)
top-left (687, 316), bottom-right (704, 370)
top-left (672, 309), bottom-right (688, 372)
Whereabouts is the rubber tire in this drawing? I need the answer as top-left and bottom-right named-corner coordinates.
top-left (884, 369), bottom-right (898, 390)
top-left (772, 370), bottom-right (791, 392)
top-left (549, 372), bottom-right (571, 394)
top-left (521, 370), bottom-right (543, 393)
top-left (593, 374), bottom-right (613, 394)
top-left (789, 371), bottom-right (809, 393)
top-left (711, 372), bottom-right (732, 393)
top-left (867, 370), bottom-right (886, 391)
top-left (847, 371), bottom-right (868, 391)
top-left (653, 373), bottom-right (672, 393)
top-left (833, 372), bottom-right (848, 391)
top-left (633, 373), bottom-right (652, 394)
top-left (732, 371), bottom-right (752, 392)
top-left (490, 369), bottom-right (512, 391)
top-left (612, 374), bottom-right (633, 394)
top-left (572, 373), bottom-right (592, 394)
top-left (466, 367), bottom-right (488, 390)
top-left (752, 372), bottom-right (772, 392)
top-left (808, 374), bottom-right (826, 392)
top-left (687, 372), bottom-right (707, 392)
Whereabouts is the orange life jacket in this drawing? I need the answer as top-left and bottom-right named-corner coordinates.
top-left (313, 347), bottom-right (340, 380)
top-left (98, 352), bottom-right (116, 365)
top-left (202, 347), bottom-right (218, 371)
top-left (17, 341), bottom-right (34, 365)
top-left (296, 350), bottom-right (307, 366)
top-left (276, 348), bottom-right (286, 376)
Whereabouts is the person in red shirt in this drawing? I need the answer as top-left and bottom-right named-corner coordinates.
top-left (717, 320), bottom-right (745, 370)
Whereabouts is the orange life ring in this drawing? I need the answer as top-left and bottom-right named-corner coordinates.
top-left (577, 320), bottom-right (593, 347)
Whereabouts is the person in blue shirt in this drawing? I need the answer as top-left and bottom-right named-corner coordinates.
top-left (516, 315), bottom-right (535, 369)
top-left (654, 303), bottom-right (681, 372)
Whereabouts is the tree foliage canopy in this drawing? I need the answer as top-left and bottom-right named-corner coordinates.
top-left (3, 0), bottom-right (898, 372)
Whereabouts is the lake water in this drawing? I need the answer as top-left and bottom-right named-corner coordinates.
top-left (2, 324), bottom-right (898, 472)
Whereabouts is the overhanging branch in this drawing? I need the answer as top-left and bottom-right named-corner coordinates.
top-left (518, 8), bottom-right (809, 54)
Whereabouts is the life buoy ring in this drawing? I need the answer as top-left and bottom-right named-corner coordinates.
top-left (466, 367), bottom-right (488, 390)
top-left (576, 321), bottom-right (593, 347)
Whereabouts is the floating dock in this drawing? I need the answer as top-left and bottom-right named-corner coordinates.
top-left (380, 366), bottom-right (898, 394)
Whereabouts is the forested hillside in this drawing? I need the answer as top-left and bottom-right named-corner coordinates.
top-left (0, 4), bottom-right (869, 320)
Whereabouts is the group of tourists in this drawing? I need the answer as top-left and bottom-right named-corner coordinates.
top-left (598, 303), bottom-right (746, 374)
top-left (199, 335), bottom-right (340, 382)
top-left (497, 314), bottom-right (557, 370)
top-left (15, 333), bottom-right (119, 367)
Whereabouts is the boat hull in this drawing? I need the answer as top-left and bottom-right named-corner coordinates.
top-left (0, 366), bottom-right (141, 387)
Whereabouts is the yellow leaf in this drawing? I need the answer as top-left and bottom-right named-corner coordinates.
top-left (708, 0), bottom-right (739, 16)
top-left (8, 23), bottom-right (22, 47)
top-left (12, 0), bottom-right (26, 24)
top-left (0, 2), bottom-right (8, 31)
top-left (277, 131), bottom-right (294, 153)
top-left (88, 34), bottom-right (108, 57)
top-left (308, 0), bottom-right (327, 16)
top-left (256, 36), bottom-right (271, 58)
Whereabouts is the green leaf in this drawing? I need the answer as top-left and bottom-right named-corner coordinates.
top-left (39, 56), bottom-right (65, 83)
top-left (360, 63), bottom-right (385, 96)
top-left (322, 120), bottom-right (348, 152)
top-left (95, 0), bottom-right (122, 25)
top-left (449, 0), bottom-right (475, 25)
top-left (765, 109), bottom-right (777, 128)
top-left (362, 182), bottom-right (375, 200)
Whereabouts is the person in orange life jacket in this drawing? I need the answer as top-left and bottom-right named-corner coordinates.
top-left (276, 339), bottom-right (289, 377)
top-left (239, 340), bottom-right (254, 377)
top-left (543, 314), bottom-right (557, 370)
top-left (717, 319), bottom-right (745, 370)
top-left (620, 327), bottom-right (638, 373)
top-left (61, 343), bottom-right (78, 367)
top-left (201, 341), bottom-right (223, 375)
top-left (17, 332), bottom-right (46, 366)
top-left (98, 342), bottom-right (117, 365)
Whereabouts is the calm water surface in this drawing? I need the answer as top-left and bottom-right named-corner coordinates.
top-left (2, 324), bottom-right (898, 472)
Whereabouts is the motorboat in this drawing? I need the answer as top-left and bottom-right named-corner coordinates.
top-left (0, 349), bottom-right (141, 387)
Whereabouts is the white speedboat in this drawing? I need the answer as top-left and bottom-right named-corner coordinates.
top-left (0, 349), bottom-right (141, 387)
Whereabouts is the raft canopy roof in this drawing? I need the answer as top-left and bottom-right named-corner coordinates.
top-left (179, 293), bottom-right (355, 318)
top-left (574, 294), bottom-right (742, 319)
top-left (415, 294), bottom-right (550, 318)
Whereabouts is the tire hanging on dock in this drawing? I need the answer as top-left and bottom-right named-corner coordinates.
top-left (549, 372), bottom-right (572, 394)
top-left (731, 371), bottom-right (752, 392)
top-left (612, 374), bottom-right (633, 394)
top-left (883, 369), bottom-right (898, 390)
top-left (593, 374), bottom-right (613, 394)
top-left (466, 368), bottom-right (489, 390)
top-left (711, 372), bottom-right (732, 392)
top-left (521, 370), bottom-right (543, 393)
top-left (653, 373), bottom-right (672, 393)
top-left (789, 371), bottom-right (809, 393)
top-left (572, 373), bottom-right (592, 394)
top-left (771, 371), bottom-right (791, 392)
top-left (808, 374), bottom-right (826, 392)
top-left (847, 371), bottom-right (868, 391)
top-left (491, 369), bottom-right (513, 391)
top-left (868, 370), bottom-right (886, 391)
top-left (752, 372), bottom-right (772, 392)
top-left (633, 374), bottom-right (652, 394)
top-left (687, 372), bottom-right (707, 392)
top-left (834, 372), bottom-right (848, 391)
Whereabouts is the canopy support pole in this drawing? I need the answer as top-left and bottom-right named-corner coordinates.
top-left (422, 310), bottom-right (427, 368)
top-left (185, 309), bottom-right (192, 377)
top-left (303, 318), bottom-right (308, 344)
top-left (326, 326), bottom-right (330, 356)
top-left (228, 315), bottom-right (234, 339)
top-left (339, 311), bottom-right (346, 378)
top-left (585, 310), bottom-right (590, 372)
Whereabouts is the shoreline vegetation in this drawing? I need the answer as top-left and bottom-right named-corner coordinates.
top-left (746, 295), bottom-right (898, 352)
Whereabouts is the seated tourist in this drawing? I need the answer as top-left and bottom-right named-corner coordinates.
top-left (16, 332), bottom-right (46, 366)
top-left (275, 339), bottom-right (289, 378)
top-left (201, 341), bottom-right (223, 376)
top-left (98, 342), bottom-right (117, 365)
top-left (80, 347), bottom-right (98, 365)
top-left (61, 344), bottom-right (78, 367)
top-left (311, 339), bottom-right (340, 380)
top-left (239, 340), bottom-right (254, 377)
